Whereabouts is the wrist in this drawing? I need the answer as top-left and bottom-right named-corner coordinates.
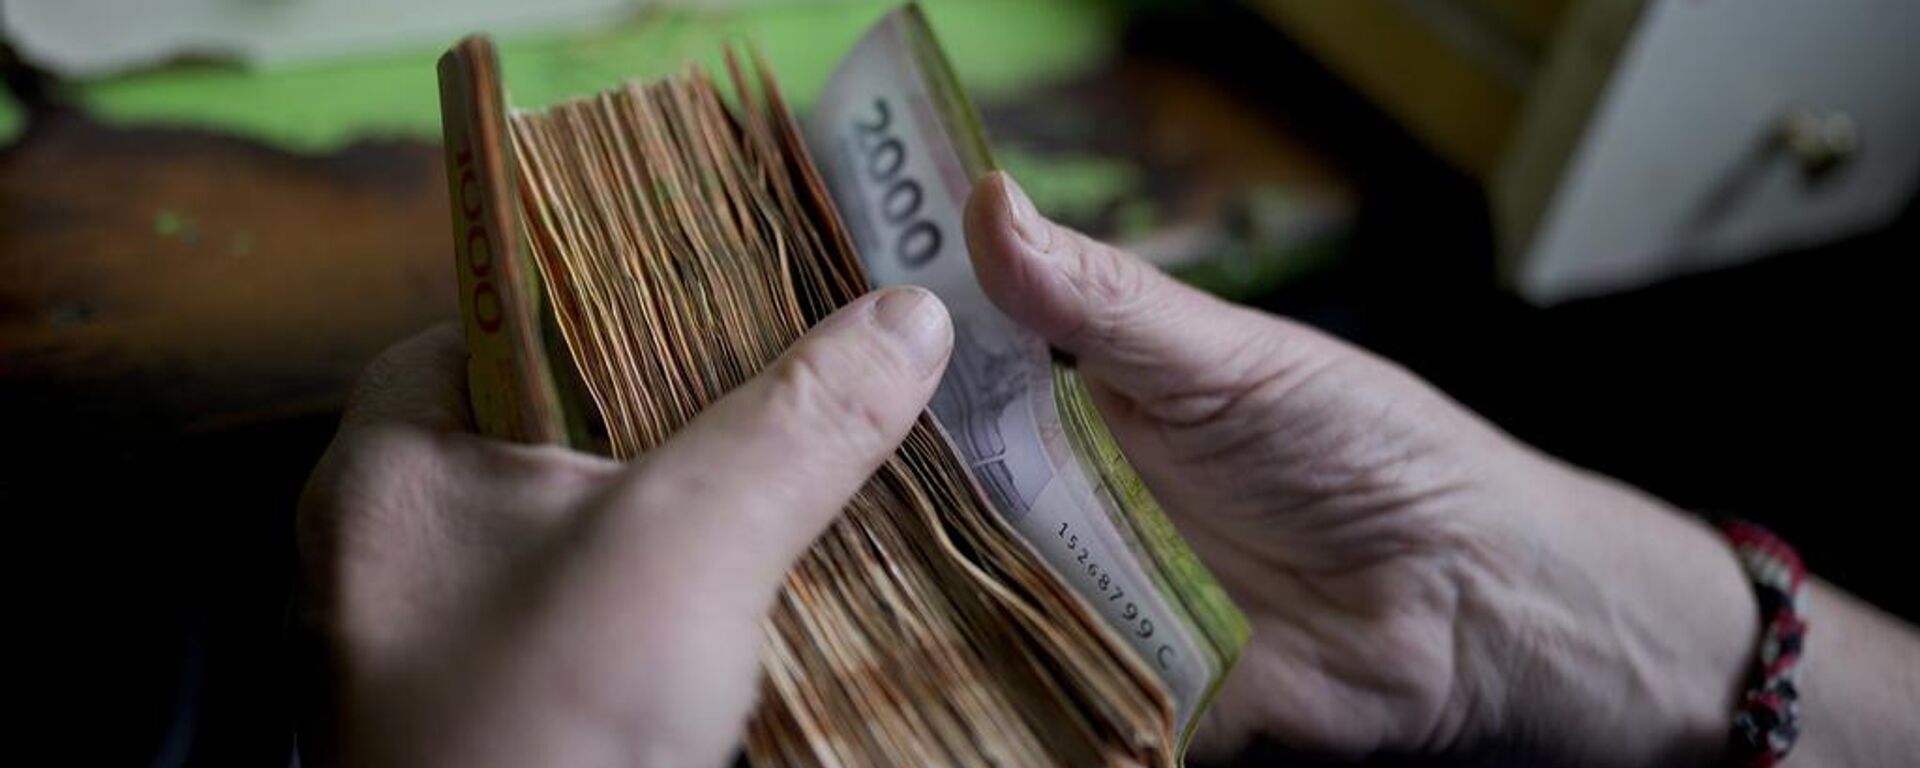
top-left (1467, 456), bottom-right (1758, 766)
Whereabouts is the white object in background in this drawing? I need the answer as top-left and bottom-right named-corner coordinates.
top-left (1499, 0), bottom-right (1920, 304)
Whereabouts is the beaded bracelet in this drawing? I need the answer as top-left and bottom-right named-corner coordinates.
top-left (1716, 519), bottom-right (1809, 768)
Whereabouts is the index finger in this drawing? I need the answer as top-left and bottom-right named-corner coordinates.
top-left (341, 323), bottom-right (473, 432)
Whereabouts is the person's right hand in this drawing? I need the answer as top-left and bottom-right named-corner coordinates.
top-left (298, 288), bottom-right (955, 768)
top-left (963, 172), bottom-right (1761, 766)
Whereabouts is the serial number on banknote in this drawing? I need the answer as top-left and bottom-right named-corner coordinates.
top-left (1056, 521), bottom-right (1176, 670)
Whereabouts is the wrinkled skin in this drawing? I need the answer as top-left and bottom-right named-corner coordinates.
top-left (301, 172), bottom-right (1786, 768)
top-left (961, 173), bottom-right (1756, 766)
top-left (299, 289), bottom-right (954, 767)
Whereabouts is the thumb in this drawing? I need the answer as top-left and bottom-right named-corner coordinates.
top-left (586, 286), bottom-right (954, 612)
top-left (964, 171), bottom-right (1302, 408)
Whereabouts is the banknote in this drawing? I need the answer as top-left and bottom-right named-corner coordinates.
top-left (440, 4), bottom-right (1249, 761)
top-left (803, 5), bottom-right (1248, 742)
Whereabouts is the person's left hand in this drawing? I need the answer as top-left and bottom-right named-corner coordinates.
top-left (295, 288), bottom-right (953, 768)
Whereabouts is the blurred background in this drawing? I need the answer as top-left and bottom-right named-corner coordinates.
top-left (3, 0), bottom-right (1914, 764)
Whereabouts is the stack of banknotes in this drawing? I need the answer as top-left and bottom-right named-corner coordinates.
top-left (436, 5), bottom-right (1247, 765)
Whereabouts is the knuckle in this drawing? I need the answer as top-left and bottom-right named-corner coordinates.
top-left (457, 438), bottom-right (618, 506)
top-left (325, 427), bottom-right (444, 502)
top-left (621, 456), bottom-right (718, 512)
top-left (343, 349), bottom-right (410, 418)
top-left (297, 433), bottom-right (450, 648)
top-left (1065, 235), bottom-right (1156, 340)
top-left (341, 325), bottom-right (467, 427)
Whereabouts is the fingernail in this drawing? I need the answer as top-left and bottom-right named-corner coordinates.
top-left (872, 287), bottom-right (952, 378)
top-left (1000, 173), bottom-right (1052, 252)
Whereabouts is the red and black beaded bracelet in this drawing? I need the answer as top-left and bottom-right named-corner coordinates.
top-left (1716, 519), bottom-right (1809, 768)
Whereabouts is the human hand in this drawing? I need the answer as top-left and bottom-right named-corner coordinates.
top-left (964, 173), bottom-right (1758, 766)
top-left (296, 288), bottom-right (953, 767)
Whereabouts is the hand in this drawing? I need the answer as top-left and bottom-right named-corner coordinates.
top-left (963, 173), bottom-right (1760, 766)
top-left (296, 288), bottom-right (953, 768)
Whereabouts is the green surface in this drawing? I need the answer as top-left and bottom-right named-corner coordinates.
top-left (1173, 185), bottom-right (1347, 301)
top-left (0, 89), bottom-right (21, 144)
top-left (996, 146), bottom-right (1143, 225)
top-left (77, 0), bottom-right (1119, 152)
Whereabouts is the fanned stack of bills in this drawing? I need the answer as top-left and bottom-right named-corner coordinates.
top-left (436, 5), bottom-right (1247, 765)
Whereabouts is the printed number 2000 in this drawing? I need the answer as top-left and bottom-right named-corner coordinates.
top-left (853, 98), bottom-right (942, 269)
